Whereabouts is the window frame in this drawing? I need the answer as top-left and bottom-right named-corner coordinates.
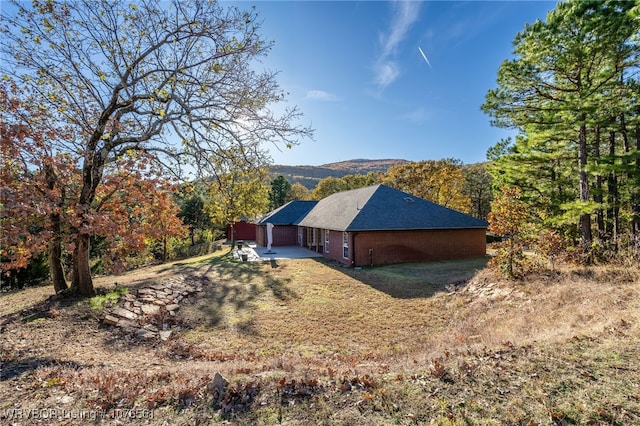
top-left (324, 229), bottom-right (330, 253)
top-left (342, 232), bottom-right (349, 259)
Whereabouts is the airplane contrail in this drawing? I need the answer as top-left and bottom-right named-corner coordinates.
top-left (418, 46), bottom-right (432, 68)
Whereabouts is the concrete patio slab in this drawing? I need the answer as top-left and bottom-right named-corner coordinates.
top-left (233, 242), bottom-right (323, 262)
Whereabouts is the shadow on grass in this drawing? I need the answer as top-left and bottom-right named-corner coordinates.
top-left (0, 357), bottom-right (85, 381)
top-left (330, 256), bottom-right (490, 299)
top-left (168, 251), bottom-right (298, 333)
top-left (0, 294), bottom-right (86, 328)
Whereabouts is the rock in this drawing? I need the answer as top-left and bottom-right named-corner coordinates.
top-left (159, 330), bottom-right (172, 341)
top-left (103, 314), bottom-right (119, 325)
top-left (141, 304), bottom-right (160, 315)
top-left (60, 395), bottom-right (74, 404)
top-left (165, 304), bottom-right (180, 312)
top-left (154, 290), bottom-right (169, 298)
top-left (136, 328), bottom-right (157, 339)
top-left (208, 372), bottom-right (229, 393)
top-left (117, 319), bottom-right (138, 329)
top-left (113, 307), bottom-right (138, 321)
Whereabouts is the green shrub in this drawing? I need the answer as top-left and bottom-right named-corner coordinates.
top-left (90, 284), bottom-right (128, 313)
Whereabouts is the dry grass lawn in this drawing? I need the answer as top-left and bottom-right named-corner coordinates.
top-left (1, 247), bottom-right (639, 425)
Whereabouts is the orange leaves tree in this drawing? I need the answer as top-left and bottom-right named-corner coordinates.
top-left (379, 159), bottom-right (471, 213)
top-left (311, 173), bottom-right (379, 200)
top-left (1, 82), bottom-right (77, 293)
top-left (1, 82), bottom-right (186, 291)
top-left (1, 0), bottom-right (312, 296)
top-left (88, 154), bottom-right (187, 271)
top-left (487, 186), bottom-right (531, 279)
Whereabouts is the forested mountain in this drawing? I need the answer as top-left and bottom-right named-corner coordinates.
top-left (269, 159), bottom-right (408, 189)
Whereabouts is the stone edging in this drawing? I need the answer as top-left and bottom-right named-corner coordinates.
top-left (102, 275), bottom-right (204, 340)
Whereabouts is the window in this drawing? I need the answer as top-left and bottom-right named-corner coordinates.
top-left (324, 229), bottom-right (330, 253)
top-left (343, 232), bottom-right (349, 259)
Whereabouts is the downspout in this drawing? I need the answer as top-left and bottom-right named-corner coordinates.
top-left (351, 232), bottom-right (358, 267)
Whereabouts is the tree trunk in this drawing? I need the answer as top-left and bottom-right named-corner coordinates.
top-left (633, 108), bottom-right (640, 237)
top-left (606, 129), bottom-right (619, 244)
top-left (71, 233), bottom-right (95, 296)
top-left (69, 143), bottom-right (107, 297)
top-left (578, 122), bottom-right (592, 250)
top-left (48, 212), bottom-right (68, 293)
top-left (593, 126), bottom-right (605, 241)
top-left (44, 164), bottom-right (68, 293)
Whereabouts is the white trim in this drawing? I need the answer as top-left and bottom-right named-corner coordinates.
top-left (324, 229), bottom-right (330, 253)
top-left (342, 232), bottom-right (349, 259)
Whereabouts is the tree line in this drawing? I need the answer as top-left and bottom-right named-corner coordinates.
top-left (266, 160), bottom-right (492, 220)
top-left (483, 0), bottom-right (639, 273)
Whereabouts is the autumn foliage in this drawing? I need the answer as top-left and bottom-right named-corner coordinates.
top-left (487, 186), bottom-right (531, 279)
top-left (379, 159), bottom-right (471, 213)
top-left (1, 82), bottom-right (186, 290)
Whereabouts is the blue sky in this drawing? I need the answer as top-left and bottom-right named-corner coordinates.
top-left (241, 0), bottom-right (557, 166)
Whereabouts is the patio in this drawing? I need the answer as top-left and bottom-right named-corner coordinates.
top-left (233, 241), bottom-right (323, 262)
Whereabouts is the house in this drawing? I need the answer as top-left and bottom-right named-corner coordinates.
top-left (256, 200), bottom-right (317, 247)
top-left (258, 184), bottom-right (488, 266)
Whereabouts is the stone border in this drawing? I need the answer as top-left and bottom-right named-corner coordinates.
top-left (102, 275), bottom-right (204, 340)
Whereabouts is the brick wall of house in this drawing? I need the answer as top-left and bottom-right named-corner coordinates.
top-left (350, 229), bottom-right (486, 266)
top-left (320, 230), bottom-right (349, 264)
top-left (257, 225), bottom-right (298, 247)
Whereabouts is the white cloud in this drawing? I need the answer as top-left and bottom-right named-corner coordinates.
top-left (306, 90), bottom-right (338, 101)
top-left (374, 61), bottom-right (399, 88)
top-left (374, 1), bottom-right (421, 90)
top-left (402, 107), bottom-right (432, 123)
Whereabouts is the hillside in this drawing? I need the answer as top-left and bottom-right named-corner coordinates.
top-left (269, 158), bottom-right (408, 189)
top-left (1, 251), bottom-right (639, 424)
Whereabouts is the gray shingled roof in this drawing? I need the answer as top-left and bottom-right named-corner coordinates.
top-left (296, 184), bottom-right (487, 231)
top-left (257, 200), bottom-right (318, 225)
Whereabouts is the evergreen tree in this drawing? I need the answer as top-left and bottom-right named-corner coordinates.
top-left (269, 175), bottom-right (292, 210)
top-left (483, 0), bottom-right (639, 256)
